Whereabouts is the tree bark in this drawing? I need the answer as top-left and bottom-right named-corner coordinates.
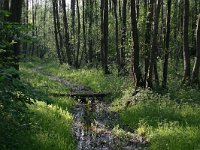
top-left (120, 0), bottom-right (127, 75)
top-left (52, 0), bottom-right (63, 64)
top-left (5, 0), bottom-right (23, 70)
top-left (88, 0), bottom-right (94, 65)
top-left (131, 0), bottom-right (143, 87)
top-left (146, 0), bottom-right (162, 88)
top-left (75, 0), bottom-right (81, 68)
top-left (112, 0), bottom-right (120, 75)
top-left (191, 14), bottom-right (200, 84)
top-left (183, 0), bottom-right (190, 83)
top-left (144, 0), bottom-right (153, 86)
top-left (162, 0), bottom-right (172, 88)
top-left (101, 0), bottom-right (109, 74)
top-left (62, 0), bottom-right (72, 65)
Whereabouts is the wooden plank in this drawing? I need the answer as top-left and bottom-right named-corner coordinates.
top-left (50, 92), bottom-right (110, 98)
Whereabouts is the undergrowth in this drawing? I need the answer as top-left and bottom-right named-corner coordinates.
top-left (0, 61), bottom-right (75, 149)
top-left (115, 89), bottom-right (200, 150)
top-left (3, 59), bottom-right (200, 150)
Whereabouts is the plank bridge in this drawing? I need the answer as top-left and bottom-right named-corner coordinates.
top-left (50, 92), bottom-right (110, 103)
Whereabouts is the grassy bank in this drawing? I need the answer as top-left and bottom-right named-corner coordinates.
top-left (30, 59), bottom-right (200, 150)
top-left (2, 59), bottom-right (200, 150)
top-left (0, 60), bottom-right (75, 149)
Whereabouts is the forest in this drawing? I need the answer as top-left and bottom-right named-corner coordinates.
top-left (0, 0), bottom-right (200, 149)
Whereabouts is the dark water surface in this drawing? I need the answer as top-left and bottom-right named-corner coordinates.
top-left (72, 100), bottom-right (148, 150)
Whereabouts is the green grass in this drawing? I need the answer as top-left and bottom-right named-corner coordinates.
top-left (23, 59), bottom-right (133, 100)
top-left (17, 59), bottom-right (200, 150)
top-left (0, 61), bottom-right (77, 150)
top-left (19, 101), bottom-right (75, 150)
top-left (114, 89), bottom-right (200, 150)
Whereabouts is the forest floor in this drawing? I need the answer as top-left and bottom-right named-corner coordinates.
top-left (1, 59), bottom-right (200, 150)
top-left (44, 74), bottom-right (148, 149)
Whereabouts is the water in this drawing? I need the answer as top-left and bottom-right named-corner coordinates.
top-left (45, 75), bottom-right (148, 149)
top-left (72, 100), bottom-right (148, 150)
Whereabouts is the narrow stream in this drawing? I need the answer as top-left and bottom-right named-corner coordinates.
top-left (45, 75), bottom-right (148, 149)
top-left (72, 99), bottom-right (148, 150)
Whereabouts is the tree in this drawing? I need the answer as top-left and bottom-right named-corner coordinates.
top-left (52, 0), bottom-right (63, 64)
top-left (2, 0), bottom-right (23, 70)
top-left (144, 0), bottom-right (153, 85)
top-left (182, 0), bottom-right (190, 83)
top-left (62, 0), bottom-right (72, 65)
top-left (101, 0), bottom-right (109, 74)
top-left (131, 0), bottom-right (143, 87)
top-left (162, 0), bottom-right (172, 88)
top-left (120, 0), bottom-right (127, 75)
top-left (191, 14), bottom-right (200, 84)
top-left (112, 0), bottom-right (120, 75)
top-left (88, 0), bottom-right (94, 65)
top-left (146, 0), bottom-right (162, 88)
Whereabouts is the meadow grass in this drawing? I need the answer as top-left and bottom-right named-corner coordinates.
top-left (20, 59), bottom-right (200, 150)
top-left (24, 59), bottom-right (133, 100)
top-left (16, 61), bottom-right (76, 150)
top-left (114, 89), bottom-right (200, 150)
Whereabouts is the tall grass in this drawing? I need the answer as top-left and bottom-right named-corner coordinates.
top-left (16, 61), bottom-right (76, 150)
top-left (117, 90), bottom-right (200, 150)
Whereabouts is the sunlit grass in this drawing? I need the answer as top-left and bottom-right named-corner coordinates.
top-left (19, 101), bottom-right (75, 150)
top-left (32, 61), bottom-right (133, 100)
top-left (20, 59), bottom-right (200, 150)
top-left (114, 89), bottom-right (200, 150)
top-left (18, 61), bottom-right (76, 150)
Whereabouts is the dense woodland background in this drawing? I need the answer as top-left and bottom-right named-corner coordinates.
top-left (0, 0), bottom-right (200, 149)
top-left (0, 0), bottom-right (200, 87)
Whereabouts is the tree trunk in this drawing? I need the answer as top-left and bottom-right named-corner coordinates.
top-left (162, 0), bottom-right (172, 88)
top-left (52, 0), bottom-right (63, 64)
top-left (75, 0), bottom-right (81, 68)
top-left (62, 0), bottom-right (72, 65)
top-left (102, 0), bottom-right (109, 74)
top-left (100, 0), bottom-right (105, 71)
top-left (80, 0), bottom-right (87, 66)
top-left (88, 0), bottom-right (94, 65)
top-left (131, 0), bottom-right (143, 87)
top-left (183, 0), bottom-right (190, 83)
top-left (146, 0), bottom-right (162, 88)
top-left (120, 0), bottom-right (127, 75)
top-left (144, 0), bottom-right (153, 86)
top-left (7, 0), bottom-right (23, 70)
top-left (191, 14), bottom-right (200, 84)
top-left (112, 0), bottom-right (120, 75)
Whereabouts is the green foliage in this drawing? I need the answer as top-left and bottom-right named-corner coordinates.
top-left (0, 67), bottom-right (32, 149)
top-left (19, 101), bottom-right (75, 150)
top-left (0, 61), bottom-right (75, 149)
top-left (36, 60), bottom-right (133, 100)
top-left (114, 89), bottom-right (200, 150)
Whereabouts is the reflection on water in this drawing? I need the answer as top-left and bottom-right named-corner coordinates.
top-left (73, 100), bottom-right (147, 150)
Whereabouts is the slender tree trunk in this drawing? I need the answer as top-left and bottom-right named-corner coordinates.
top-left (100, 0), bottom-right (105, 70)
top-left (71, 0), bottom-right (76, 62)
top-left (31, 0), bottom-right (35, 56)
top-left (144, 0), bottom-right (153, 85)
top-left (183, 0), bottom-right (190, 83)
top-left (8, 0), bottom-right (23, 70)
top-left (146, 0), bottom-right (162, 88)
top-left (191, 14), bottom-right (200, 84)
top-left (88, 0), bottom-right (94, 65)
top-left (62, 0), bottom-right (72, 65)
top-left (75, 0), bottom-right (81, 68)
top-left (131, 0), bottom-right (143, 87)
top-left (102, 0), bottom-right (109, 74)
top-left (112, 0), bottom-right (120, 74)
top-left (162, 0), bottom-right (172, 88)
top-left (120, 0), bottom-right (127, 75)
top-left (52, 0), bottom-right (63, 64)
